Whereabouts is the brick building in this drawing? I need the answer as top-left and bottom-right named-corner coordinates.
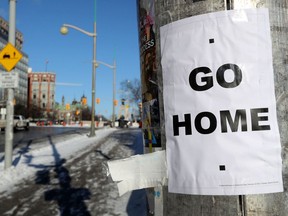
top-left (27, 71), bottom-right (56, 118)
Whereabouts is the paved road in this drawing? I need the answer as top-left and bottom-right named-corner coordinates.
top-left (0, 128), bottom-right (148, 216)
top-left (0, 126), bottom-right (90, 154)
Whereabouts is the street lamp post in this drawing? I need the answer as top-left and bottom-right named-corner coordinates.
top-left (60, 22), bottom-right (97, 137)
top-left (97, 60), bottom-right (116, 127)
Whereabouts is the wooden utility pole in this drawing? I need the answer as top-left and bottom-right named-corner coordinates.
top-left (137, 0), bottom-right (288, 215)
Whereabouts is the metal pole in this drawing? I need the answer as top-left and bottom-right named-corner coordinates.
top-left (89, 0), bottom-right (97, 137)
top-left (4, 0), bottom-right (16, 169)
top-left (112, 59), bottom-right (116, 127)
top-left (94, 60), bottom-right (116, 127)
top-left (90, 20), bottom-right (96, 137)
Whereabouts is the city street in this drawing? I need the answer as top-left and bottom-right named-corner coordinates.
top-left (0, 126), bottom-right (91, 154)
top-left (0, 127), bottom-right (148, 216)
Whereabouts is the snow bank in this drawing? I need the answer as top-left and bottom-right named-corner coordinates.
top-left (0, 128), bottom-right (116, 195)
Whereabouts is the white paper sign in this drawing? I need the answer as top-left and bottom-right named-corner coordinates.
top-left (160, 8), bottom-right (283, 195)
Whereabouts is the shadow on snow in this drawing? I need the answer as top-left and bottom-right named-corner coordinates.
top-left (27, 135), bottom-right (91, 216)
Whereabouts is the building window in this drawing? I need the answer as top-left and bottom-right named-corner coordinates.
top-left (42, 94), bottom-right (46, 99)
top-left (43, 103), bottom-right (46, 108)
top-left (33, 94), bottom-right (36, 99)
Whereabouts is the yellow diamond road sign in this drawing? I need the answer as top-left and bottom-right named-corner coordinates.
top-left (0, 43), bottom-right (23, 72)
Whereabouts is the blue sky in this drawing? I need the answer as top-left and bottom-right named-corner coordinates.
top-left (0, 0), bottom-right (140, 118)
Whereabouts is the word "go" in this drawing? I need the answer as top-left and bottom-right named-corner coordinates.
top-left (189, 63), bottom-right (242, 91)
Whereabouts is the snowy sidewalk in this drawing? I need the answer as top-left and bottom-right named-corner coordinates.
top-left (0, 128), bottom-right (147, 216)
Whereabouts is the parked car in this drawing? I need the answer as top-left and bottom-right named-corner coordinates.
top-left (104, 121), bottom-right (112, 127)
top-left (0, 115), bottom-right (29, 131)
top-left (118, 116), bottom-right (129, 128)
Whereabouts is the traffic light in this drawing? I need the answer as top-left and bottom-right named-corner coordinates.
top-left (96, 98), bottom-right (100, 104)
top-left (113, 99), bottom-right (118, 106)
top-left (121, 98), bottom-right (125, 105)
top-left (81, 98), bottom-right (87, 105)
top-left (138, 102), bottom-right (142, 109)
top-left (66, 103), bottom-right (70, 110)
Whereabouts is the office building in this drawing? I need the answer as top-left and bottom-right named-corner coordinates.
top-left (0, 17), bottom-right (29, 110)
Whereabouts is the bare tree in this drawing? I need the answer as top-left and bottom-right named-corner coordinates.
top-left (119, 79), bottom-right (142, 105)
